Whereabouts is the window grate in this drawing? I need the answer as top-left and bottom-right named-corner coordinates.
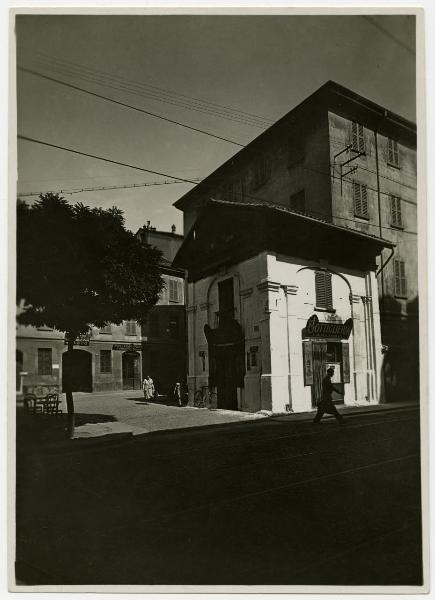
top-left (100, 350), bottom-right (112, 374)
top-left (38, 348), bottom-right (52, 376)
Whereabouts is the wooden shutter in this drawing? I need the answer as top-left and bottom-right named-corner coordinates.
top-left (361, 185), bottom-right (368, 217)
top-left (394, 260), bottom-right (407, 297)
top-left (315, 271), bottom-right (333, 309)
top-left (352, 122), bottom-right (364, 152)
top-left (388, 138), bottom-right (399, 166)
top-left (391, 195), bottom-right (402, 227)
top-left (354, 183), bottom-right (368, 218)
top-left (342, 343), bottom-right (350, 383)
top-left (303, 341), bottom-right (314, 385)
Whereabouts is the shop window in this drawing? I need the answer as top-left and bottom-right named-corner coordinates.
top-left (387, 138), bottom-right (400, 167)
top-left (289, 190), bottom-right (305, 213)
top-left (125, 320), bottom-right (137, 335)
top-left (38, 348), bottom-right (52, 375)
top-left (390, 195), bottom-right (403, 228)
top-left (353, 182), bottom-right (369, 219)
top-left (100, 350), bottom-right (112, 374)
top-left (315, 271), bottom-right (333, 310)
top-left (351, 121), bottom-right (365, 153)
top-left (394, 260), bottom-right (407, 297)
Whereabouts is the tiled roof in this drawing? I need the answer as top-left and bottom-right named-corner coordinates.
top-left (206, 198), bottom-right (395, 247)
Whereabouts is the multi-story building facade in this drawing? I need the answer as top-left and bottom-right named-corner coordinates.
top-left (16, 223), bottom-right (185, 397)
top-left (174, 81), bottom-right (418, 404)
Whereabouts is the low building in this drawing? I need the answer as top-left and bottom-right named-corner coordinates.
top-left (16, 222), bottom-right (185, 397)
top-left (173, 200), bottom-right (393, 413)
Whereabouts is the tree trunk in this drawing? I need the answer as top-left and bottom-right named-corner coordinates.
top-left (65, 337), bottom-right (76, 438)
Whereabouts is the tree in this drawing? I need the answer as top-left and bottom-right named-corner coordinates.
top-left (17, 193), bottom-right (163, 428)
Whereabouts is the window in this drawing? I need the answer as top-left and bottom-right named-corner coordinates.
top-left (218, 278), bottom-right (235, 323)
top-left (100, 350), bottom-right (112, 374)
top-left (168, 315), bottom-right (180, 339)
top-left (99, 324), bottom-right (112, 334)
top-left (390, 195), bottom-right (403, 228)
top-left (353, 182), bottom-right (369, 219)
top-left (351, 121), bottom-right (365, 153)
top-left (289, 190), bottom-right (305, 212)
top-left (388, 138), bottom-right (400, 167)
top-left (394, 260), bottom-right (407, 297)
top-left (169, 279), bottom-right (181, 303)
top-left (315, 271), bottom-right (333, 310)
top-left (125, 320), bottom-right (137, 335)
top-left (253, 155), bottom-right (271, 189)
top-left (37, 348), bottom-right (52, 375)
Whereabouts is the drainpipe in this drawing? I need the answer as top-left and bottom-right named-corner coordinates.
top-left (374, 131), bottom-right (385, 298)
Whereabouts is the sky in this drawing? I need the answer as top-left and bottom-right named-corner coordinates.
top-left (15, 13), bottom-right (416, 234)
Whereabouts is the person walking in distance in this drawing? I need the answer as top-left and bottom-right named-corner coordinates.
top-left (173, 382), bottom-right (182, 407)
top-left (313, 367), bottom-right (345, 424)
top-left (142, 375), bottom-right (154, 401)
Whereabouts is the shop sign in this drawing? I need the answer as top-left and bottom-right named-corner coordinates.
top-left (302, 314), bottom-right (353, 340)
top-left (113, 343), bottom-right (141, 351)
top-left (64, 332), bottom-right (90, 346)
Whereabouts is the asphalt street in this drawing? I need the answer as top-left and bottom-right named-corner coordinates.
top-left (16, 405), bottom-right (423, 587)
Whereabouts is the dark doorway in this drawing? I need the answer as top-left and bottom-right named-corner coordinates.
top-left (216, 346), bottom-right (238, 410)
top-left (62, 349), bottom-right (93, 393)
top-left (122, 351), bottom-right (141, 390)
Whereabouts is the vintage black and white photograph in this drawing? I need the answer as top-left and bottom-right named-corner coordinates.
top-left (11, 8), bottom-right (426, 590)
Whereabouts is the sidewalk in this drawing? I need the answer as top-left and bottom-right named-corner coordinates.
top-left (16, 389), bottom-right (419, 448)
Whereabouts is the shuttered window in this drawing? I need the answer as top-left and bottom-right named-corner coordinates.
top-left (353, 182), bottom-right (369, 219)
top-left (315, 271), bottom-right (333, 310)
top-left (38, 348), bottom-right (52, 376)
top-left (169, 279), bottom-right (181, 303)
top-left (125, 320), bottom-right (137, 335)
top-left (290, 190), bottom-right (305, 212)
top-left (100, 350), bottom-right (112, 374)
top-left (390, 195), bottom-right (403, 228)
top-left (351, 121), bottom-right (365, 153)
top-left (388, 138), bottom-right (400, 167)
top-left (394, 260), bottom-right (407, 297)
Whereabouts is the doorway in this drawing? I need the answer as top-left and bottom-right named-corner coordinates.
top-left (62, 349), bottom-right (93, 393)
top-left (311, 341), bottom-right (344, 407)
top-left (122, 351), bottom-right (141, 390)
top-left (215, 345), bottom-right (238, 410)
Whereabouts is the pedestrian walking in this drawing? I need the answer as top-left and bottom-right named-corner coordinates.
top-left (173, 382), bottom-right (182, 406)
top-left (142, 375), bottom-right (154, 401)
top-left (313, 367), bottom-right (345, 424)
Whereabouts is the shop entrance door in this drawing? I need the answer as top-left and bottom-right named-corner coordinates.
top-left (311, 341), bottom-right (327, 408)
top-left (122, 351), bottom-right (141, 390)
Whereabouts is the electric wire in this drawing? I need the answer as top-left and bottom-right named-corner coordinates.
top-left (27, 53), bottom-right (272, 129)
top-left (18, 135), bottom-right (417, 236)
top-left (18, 67), bottom-right (246, 147)
top-left (33, 50), bottom-right (275, 126)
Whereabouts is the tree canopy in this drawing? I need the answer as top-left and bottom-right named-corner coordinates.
top-left (17, 193), bottom-right (164, 340)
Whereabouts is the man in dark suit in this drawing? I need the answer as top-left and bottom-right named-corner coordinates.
top-left (313, 367), bottom-right (345, 424)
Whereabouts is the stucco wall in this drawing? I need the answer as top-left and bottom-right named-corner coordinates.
top-left (187, 251), bottom-right (382, 414)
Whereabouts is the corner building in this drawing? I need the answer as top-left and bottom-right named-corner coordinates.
top-left (174, 81), bottom-right (418, 403)
top-left (174, 200), bottom-right (393, 413)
